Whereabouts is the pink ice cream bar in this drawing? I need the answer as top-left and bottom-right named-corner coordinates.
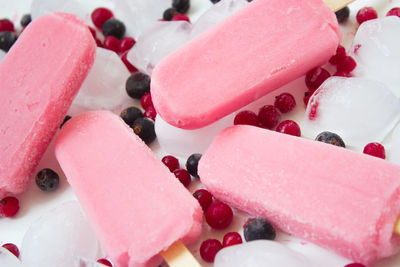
top-left (55, 110), bottom-right (203, 267)
top-left (0, 13), bottom-right (96, 198)
top-left (199, 125), bottom-right (400, 265)
top-left (151, 0), bottom-right (341, 129)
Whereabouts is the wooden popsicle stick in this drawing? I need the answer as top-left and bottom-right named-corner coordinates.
top-left (160, 241), bottom-right (201, 267)
top-left (324, 0), bottom-right (356, 12)
top-left (394, 218), bottom-right (400, 234)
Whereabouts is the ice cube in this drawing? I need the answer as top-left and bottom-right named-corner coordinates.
top-left (388, 124), bottom-right (400, 166)
top-left (302, 77), bottom-right (400, 150)
top-left (31, 0), bottom-right (87, 21)
top-left (351, 17), bottom-right (400, 97)
top-left (21, 201), bottom-right (99, 267)
top-left (113, 0), bottom-right (170, 38)
top-left (72, 48), bottom-right (130, 112)
top-left (0, 247), bottom-right (22, 267)
top-left (155, 113), bottom-right (234, 158)
top-left (74, 257), bottom-right (107, 267)
top-left (214, 240), bottom-right (314, 267)
top-left (128, 21), bottom-right (192, 75)
top-left (0, 50), bottom-right (5, 63)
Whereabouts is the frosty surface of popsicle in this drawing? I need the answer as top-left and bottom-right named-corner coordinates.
top-left (151, 0), bottom-right (341, 129)
top-left (0, 13), bottom-right (96, 198)
top-left (199, 125), bottom-right (400, 265)
top-left (55, 111), bottom-right (203, 267)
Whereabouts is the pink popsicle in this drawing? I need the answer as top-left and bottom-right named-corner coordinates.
top-left (199, 125), bottom-right (400, 265)
top-left (151, 0), bottom-right (341, 129)
top-left (55, 110), bottom-right (203, 267)
top-left (0, 13), bottom-right (96, 198)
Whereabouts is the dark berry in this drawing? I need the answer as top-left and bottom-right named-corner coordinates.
top-left (132, 117), bottom-right (156, 144)
top-left (344, 264), bottom-right (366, 267)
top-left (335, 6), bottom-right (350, 23)
top-left (0, 19), bottom-right (14, 32)
top-left (315, 131), bottom-right (346, 148)
top-left (141, 93), bottom-right (153, 110)
top-left (103, 36), bottom-right (120, 53)
top-left (172, 0), bottom-right (190, 13)
top-left (120, 106), bottom-right (143, 127)
top-left (329, 45), bottom-right (346, 65)
top-left (356, 7), bottom-right (378, 25)
top-left (363, 142), bottom-right (385, 159)
top-left (102, 18), bottom-right (125, 39)
top-left (162, 155), bottom-right (180, 172)
top-left (2, 243), bottom-right (19, 257)
top-left (274, 93), bottom-right (296, 113)
top-left (193, 189), bottom-right (213, 211)
top-left (222, 232), bottom-right (243, 247)
top-left (173, 169), bottom-right (191, 187)
top-left (200, 239), bottom-right (222, 263)
top-left (210, 0), bottom-right (221, 3)
top-left (121, 51), bottom-right (138, 73)
top-left (205, 202), bottom-right (233, 229)
top-left (59, 115), bottom-right (72, 129)
top-left (97, 258), bottom-right (113, 266)
top-left (276, 120), bottom-right (301, 137)
top-left (171, 14), bottom-right (190, 23)
top-left (305, 67), bottom-right (330, 90)
top-left (234, 110), bottom-right (258, 126)
top-left (35, 168), bottom-right (60, 192)
top-left (337, 56), bottom-right (357, 73)
top-left (163, 8), bottom-right (179, 21)
top-left (0, 197), bottom-right (19, 217)
top-left (0, 31), bottom-right (17, 52)
top-left (126, 72), bottom-right (151, 99)
top-left (91, 7), bottom-right (114, 29)
top-left (387, 7), bottom-right (400, 17)
top-left (258, 105), bottom-right (281, 129)
top-left (20, 14), bottom-right (31, 27)
top-left (243, 217), bottom-right (276, 241)
top-left (144, 106), bottom-right (157, 121)
top-left (186, 153), bottom-right (201, 178)
top-left (119, 37), bottom-right (135, 54)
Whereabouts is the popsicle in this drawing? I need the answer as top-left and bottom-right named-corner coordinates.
top-left (54, 110), bottom-right (203, 267)
top-left (0, 13), bottom-right (96, 198)
top-left (199, 125), bottom-right (400, 265)
top-left (151, 0), bottom-right (349, 129)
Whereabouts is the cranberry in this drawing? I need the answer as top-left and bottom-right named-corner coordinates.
top-left (303, 90), bottom-right (316, 107)
top-left (95, 38), bottom-right (103, 47)
top-left (0, 19), bottom-right (14, 32)
top-left (387, 7), bottom-right (400, 17)
top-left (119, 37), bottom-right (136, 54)
top-left (144, 106), bottom-right (157, 121)
top-left (222, 232), bottom-right (243, 247)
top-left (334, 70), bottom-right (352, 77)
top-left (141, 93), bottom-right (153, 110)
top-left (205, 202), bottom-right (233, 229)
top-left (344, 264), bottom-right (366, 267)
top-left (121, 51), bottom-right (138, 73)
top-left (2, 243), bottom-right (19, 257)
top-left (162, 155), bottom-right (180, 172)
top-left (305, 67), bottom-right (330, 90)
top-left (172, 14), bottom-right (190, 23)
top-left (258, 105), bottom-right (281, 129)
top-left (200, 239), bottom-right (222, 263)
top-left (337, 56), bottom-right (357, 73)
top-left (103, 36), bottom-right (120, 53)
top-left (88, 26), bottom-right (97, 39)
top-left (276, 120), bottom-right (301, 137)
top-left (193, 189), bottom-right (213, 211)
top-left (97, 258), bottom-right (113, 266)
top-left (0, 197), bottom-right (19, 217)
top-left (363, 142), bottom-right (385, 159)
top-left (234, 110), bottom-right (258, 126)
top-left (91, 7), bottom-right (114, 29)
top-left (274, 93), bottom-right (296, 113)
top-left (356, 7), bottom-right (378, 25)
top-left (173, 169), bottom-right (191, 187)
top-left (329, 45), bottom-right (346, 65)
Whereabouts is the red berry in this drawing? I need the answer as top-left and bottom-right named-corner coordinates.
top-left (363, 142), bottom-right (385, 159)
top-left (88, 26), bottom-right (97, 39)
top-left (329, 45), bottom-right (346, 65)
top-left (162, 155), bottom-right (180, 172)
top-left (334, 70), bottom-right (352, 77)
top-left (173, 169), bottom-right (191, 187)
top-left (0, 19), bottom-right (14, 32)
top-left (119, 37), bottom-right (136, 54)
top-left (276, 120), bottom-right (301, 137)
top-left (141, 93), bottom-right (153, 110)
top-left (274, 93), bottom-right (296, 113)
top-left (205, 202), bottom-right (233, 229)
top-left (193, 189), bottom-right (213, 211)
top-left (337, 56), bottom-right (357, 73)
top-left (387, 7), bottom-right (400, 17)
top-left (172, 14), bottom-right (190, 22)
top-left (305, 67), bottom-right (330, 90)
top-left (356, 7), bottom-right (378, 25)
top-left (2, 243), bottom-right (19, 258)
top-left (97, 258), bottom-right (113, 266)
top-left (91, 7), bottom-right (114, 29)
top-left (0, 197), bottom-right (19, 217)
top-left (144, 106), bottom-right (157, 121)
top-left (121, 51), bottom-right (138, 73)
top-left (234, 110), bottom-right (258, 126)
top-left (95, 38), bottom-right (103, 47)
top-left (222, 232), bottom-right (243, 247)
top-left (103, 36), bottom-right (120, 53)
top-left (344, 264), bottom-right (366, 267)
top-left (303, 89), bottom-right (316, 107)
top-left (258, 105), bottom-right (281, 129)
top-left (200, 239), bottom-right (222, 263)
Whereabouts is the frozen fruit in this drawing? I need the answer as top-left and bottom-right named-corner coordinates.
top-left (0, 31), bottom-right (17, 52)
top-left (173, 0), bottom-right (190, 13)
top-left (35, 168), bottom-right (60, 192)
top-left (20, 14), bottom-right (31, 27)
top-left (200, 239), bottom-right (222, 263)
top-left (315, 131), bottom-right (346, 148)
top-left (193, 189), bottom-right (213, 211)
top-left (305, 67), bottom-right (330, 90)
top-left (205, 202), bottom-right (233, 229)
top-left (161, 155), bottom-right (180, 172)
top-left (120, 107), bottom-right (143, 127)
top-left (243, 217), bottom-right (276, 241)
top-left (274, 93), bottom-right (296, 113)
top-left (173, 169), bottom-right (191, 187)
top-left (119, 37), bottom-right (135, 54)
top-left (126, 72), bottom-right (151, 99)
top-left (335, 6), bottom-right (350, 23)
top-left (222, 232), bottom-right (243, 247)
top-left (363, 142), bottom-right (385, 159)
top-left (356, 7), bottom-right (378, 25)
top-left (0, 196), bottom-right (19, 217)
top-left (132, 117), bottom-right (156, 144)
top-left (186, 153), bottom-right (202, 178)
top-left (163, 8), bottom-right (179, 21)
top-left (91, 7), bottom-right (114, 29)
top-left (276, 120), bottom-right (301, 137)
top-left (234, 110), bottom-right (259, 126)
top-left (102, 18), bottom-right (125, 39)
top-left (258, 105), bottom-right (281, 129)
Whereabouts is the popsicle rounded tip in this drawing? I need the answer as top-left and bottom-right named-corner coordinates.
top-left (394, 218), bottom-right (400, 235)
